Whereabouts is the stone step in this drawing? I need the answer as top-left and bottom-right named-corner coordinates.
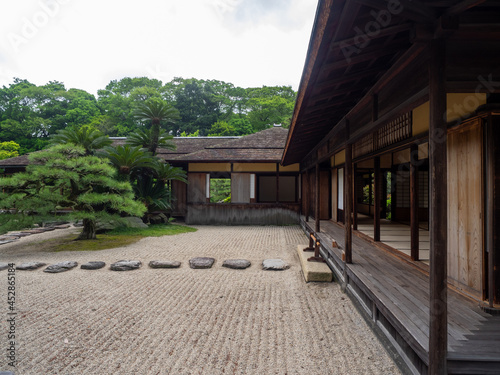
top-left (296, 245), bottom-right (333, 283)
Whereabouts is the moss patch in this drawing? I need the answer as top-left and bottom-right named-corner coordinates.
top-left (22, 224), bottom-right (197, 253)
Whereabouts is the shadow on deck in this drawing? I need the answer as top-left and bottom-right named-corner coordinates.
top-left (301, 217), bottom-right (500, 375)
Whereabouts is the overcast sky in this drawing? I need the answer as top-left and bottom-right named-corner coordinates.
top-left (0, 0), bottom-right (317, 96)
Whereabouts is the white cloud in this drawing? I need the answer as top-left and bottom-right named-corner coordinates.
top-left (0, 0), bottom-right (317, 95)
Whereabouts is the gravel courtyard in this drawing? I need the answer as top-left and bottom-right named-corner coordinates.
top-left (0, 225), bottom-right (402, 374)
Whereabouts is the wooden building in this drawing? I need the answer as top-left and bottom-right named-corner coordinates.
top-left (1, 127), bottom-right (301, 225)
top-left (168, 126), bottom-right (301, 225)
top-left (281, 1), bottom-right (500, 374)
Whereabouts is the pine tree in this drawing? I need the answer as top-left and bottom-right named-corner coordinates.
top-left (0, 144), bottom-right (146, 240)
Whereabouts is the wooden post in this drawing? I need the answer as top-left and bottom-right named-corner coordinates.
top-left (353, 163), bottom-right (358, 230)
top-left (410, 143), bottom-right (420, 261)
top-left (345, 143), bottom-right (353, 264)
top-left (485, 114), bottom-right (495, 306)
top-left (276, 163), bottom-right (280, 203)
top-left (374, 156), bottom-right (381, 241)
top-left (428, 38), bottom-right (448, 375)
top-left (302, 169), bottom-right (311, 223)
top-left (315, 163), bottom-right (320, 233)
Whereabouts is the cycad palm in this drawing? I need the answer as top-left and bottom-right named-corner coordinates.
top-left (126, 128), bottom-right (176, 152)
top-left (51, 127), bottom-right (112, 155)
top-left (152, 160), bottom-right (187, 184)
top-left (102, 145), bottom-right (155, 180)
top-left (133, 98), bottom-right (179, 155)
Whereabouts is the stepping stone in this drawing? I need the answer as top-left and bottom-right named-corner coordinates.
top-left (189, 257), bottom-right (215, 269)
top-left (16, 262), bottom-right (46, 271)
top-left (53, 224), bottom-right (71, 229)
top-left (262, 259), bottom-right (289, 271)
top-left (8, 232), bottom-right (31, 237)
top-left (110, 260), bottom-right (141, 271)
top-left (81, 261), bottom-right (106, 270)
top-left (44, 261), bottom-right (78, 273)
top-left (0, 371), bottom-right (15, 375)
top-left (0, 240), bottom-right (16, 245)
top-left (222, 259), bottom-right (251, 269)
top-left (0, 263), bottom-right (9, 271)
top-left (149, 260), bottom-right (181, 269)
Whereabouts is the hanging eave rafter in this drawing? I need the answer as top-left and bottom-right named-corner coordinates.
top-left (282, 0), bottom-right (500, 166)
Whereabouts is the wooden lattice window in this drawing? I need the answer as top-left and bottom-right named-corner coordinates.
top-left (375, 113), bottom-right (412, 150)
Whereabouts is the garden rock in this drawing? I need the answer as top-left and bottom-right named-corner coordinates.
top-left (189, 257), bottom-right (215, 269)
top-left (149, 260), bottom-right (181, 269)
top-left (44, 261), bottom-right (78, 273)
top-left (81, 261), bottom-right (106, 270)
top-left (16, 262), bottom-right (46, 271)
top-left (262, 259), bottom-right (289, 271)
top-left (110, 260), bottom-right (142, 271)
top-left (222, 259), bottom-right (251, 269)
top-left (0, 263), bottom-right (9, 271)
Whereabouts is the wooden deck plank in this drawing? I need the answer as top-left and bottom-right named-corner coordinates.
top-left (303, 217), bottom-right (500, 372)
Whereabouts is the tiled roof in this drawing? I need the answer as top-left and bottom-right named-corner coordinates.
top-left (0, 154), bottom-right (30, 167)
top-left (0, 127), bottom-right (288, 167)
top-left (173, 127), bottom-right (288, 162)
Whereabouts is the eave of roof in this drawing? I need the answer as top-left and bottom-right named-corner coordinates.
top-left (282, 0), bottom-right (499, 165)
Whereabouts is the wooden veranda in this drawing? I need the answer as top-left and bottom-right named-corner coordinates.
top-left (301, 217), bottom-right (500, 375)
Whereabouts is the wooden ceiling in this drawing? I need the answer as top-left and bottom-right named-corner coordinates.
top-left (282, 0), bottom-right (500, 165)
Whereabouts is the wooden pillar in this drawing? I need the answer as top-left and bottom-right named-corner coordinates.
top-left (410, 143), bottom-right (420, 261)
top-left (276, 163), bottom-right (280, 203)
top-left (345, 143), bottom-right (353, 264)
top-left (374, 156), bottom-right (381, 241)
top-left (485, 114), bottom-right (495, 306)
top-left (305, 170), bottom-right (310, 222)
top-left (428, 38), bottom-right (448, 375)
top-left (353, 163), bottom-right (358, 230)
top-left (315, 163), bottom-right (320, 233)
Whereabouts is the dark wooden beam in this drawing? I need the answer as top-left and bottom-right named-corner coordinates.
top-left (355, 0), bottom-right (438, 23)
top-left (313, 68), bottom-right (383, 91)
top-left (444, 0), bottom-right (487, 16)
top-left (353, 163), bottom-right (358, 230)
top-left (345, 143), bottom-right (353, 264)
top-left (315, 163), bottom-right (321, 233)
top-left (428, 38), bottom-right (448, 375)
top-left (329, 23), bottom-right (412, 51)
top-left (374, 156), bottom-right (381, 241)
top-left (305, 169), bottom-right (310, 222)
top-left (410, 143), bottom-right (420, 261)
top-left (322, 43), bottom-right (407, 72)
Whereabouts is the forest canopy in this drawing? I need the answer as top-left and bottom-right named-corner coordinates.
top-left (0, 77), bottom-right (296, 154)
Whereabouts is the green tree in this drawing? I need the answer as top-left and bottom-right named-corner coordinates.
top-left (0, 144), bottom-right (146, 240)
top-left (208, 120), bottom-right (236, 136)
top-left (0, 141), bottom-right (20, 160)
top-left (51, 126), bottom-right (112, 155)
top-left (133, 98), bottom-right (179, 155)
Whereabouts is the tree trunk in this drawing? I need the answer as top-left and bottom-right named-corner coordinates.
top-left (77, 218), bottom-right (96, 240)
top-left (149, 121), bottom-right (160, 156)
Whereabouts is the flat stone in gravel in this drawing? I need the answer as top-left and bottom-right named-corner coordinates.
top-left (189, 257), bottom-right (215, 269)
top-left (262, 259), bottom-right (289, 270)
top-left (44, 261), bottom-right (78, 273)
top-left (81, 261), bottom-right (106, 270)
top-left (110, 260), bottom-right (142, 271)
top-left (0, 240), bottom-right (16, 245)
top-left (17, 262), bottom-right (47, 271)
top-left (222, 259), bottom-right (251, 269)
top-left (149, 260), bottom-right (181, 269)
top-left (0, 262), bottom-right (9, 271)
